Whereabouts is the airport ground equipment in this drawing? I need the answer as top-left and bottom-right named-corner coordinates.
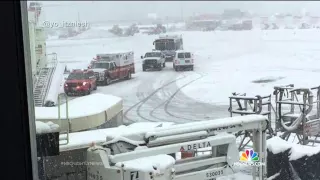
top-left (273, 84), bottom-right (320, 145)
top-left (87, 115), bottom-right (268, 180)
top-left (228, 92), bottom-right (274, 151)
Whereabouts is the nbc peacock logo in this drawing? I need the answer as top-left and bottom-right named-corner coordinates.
top-left (240, 149), bottom-right (259, 162)
top-left (234, 149), bottom-right (265, 167)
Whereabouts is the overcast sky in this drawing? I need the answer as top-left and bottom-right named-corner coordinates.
top-left (38, 1), bottom-right (320, 23)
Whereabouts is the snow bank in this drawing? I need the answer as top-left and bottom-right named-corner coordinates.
top-left (267, 136), bottom-right (292, 154)
top-left (45, 62), bottom-right (66, 105)
top-left (36, 121), bottom-right (59, 134)
top-left (115, 154), bottom-right (175, 172)
top-left (267, 136), bottom-right (320, 160)
top-left (60, 122), bottom-right (173, 151)
top-left (267, 136), bottom-right (320, 180)
top-left (35, 93), bottom-right (122, 119)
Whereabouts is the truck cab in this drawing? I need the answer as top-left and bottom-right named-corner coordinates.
top-left (141, 50), bottom-right (166, 71)
top-left (90, 51), bottom-right (135, 86)
top-left (173, 50), bottom-right (194, 71)
top-left (64, 69), bottom-right (97, 96)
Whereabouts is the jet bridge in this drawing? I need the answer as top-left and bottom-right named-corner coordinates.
top-left (86, 115), bottom-right (268, 180)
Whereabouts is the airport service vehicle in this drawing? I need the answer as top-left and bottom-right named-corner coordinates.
top-left (173, 50), bottom-right (194, 71)
top-left (89, 51), bottom-right (135, 85)
top-left (141, 50), bottom-right (166, 71)
top-left (153, 34), bottom-right (183, 62)
top-left (64, 69), bottom-right (97, 96)
top-left (86, 115), bottom-right (268, 180)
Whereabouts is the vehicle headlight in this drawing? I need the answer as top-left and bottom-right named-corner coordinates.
top-left (83, 82), bottom-right (87, 86)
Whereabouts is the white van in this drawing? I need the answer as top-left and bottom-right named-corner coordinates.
top-left (173, 50), bottom-right (194, 71)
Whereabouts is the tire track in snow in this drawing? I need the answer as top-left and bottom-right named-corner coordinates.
top-left (123, 74), bottom-right (187, 123)
top-left (148, 72), bottom-right (205, 122)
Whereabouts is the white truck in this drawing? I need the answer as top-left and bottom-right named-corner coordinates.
top-left (173, 50), bottom-right (194, 71)
top-left (86, 115), bottom-right (268, 180)
top-left (141, 50), bottom-right (166, 71)
top-left (89, 51), bottom-right (135, 85)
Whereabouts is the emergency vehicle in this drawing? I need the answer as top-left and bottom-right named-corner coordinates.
top-left (153, 34), bottom-right (183, 62)
top-left (89, 51), bottom-right (135, 85)
top-left (63, 69), bottom-right (97, 96)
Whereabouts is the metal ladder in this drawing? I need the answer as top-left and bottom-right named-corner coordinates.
top-left (33, 67), bottom-right (53, 106)
top-left (33, 53), bottom-right (57, 107)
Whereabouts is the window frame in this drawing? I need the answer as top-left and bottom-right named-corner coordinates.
top-left (21, 1), bottom-right (40, 179)
top-left (1, 1), bottom-right (39, 180)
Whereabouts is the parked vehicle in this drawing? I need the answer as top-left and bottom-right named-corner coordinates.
top-left (173, 50), bottom-right (194, 71)
top-left (141, 50), bottom-right (166, 71)
top-left (64, 69), bottom-right (97, 96)
top-left (153, 34), bottom-right (183, 62)
top-left (89, 51), bottom-right (135, 85)
top-left (88, 57), bottom-right (98, 69)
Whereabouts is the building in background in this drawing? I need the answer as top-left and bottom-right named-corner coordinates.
top-left (28, 2), bottom-right (47, 77)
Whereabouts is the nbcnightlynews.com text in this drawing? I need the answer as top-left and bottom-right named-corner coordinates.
top-left (60, 161), bottom-right (103, 166)
top-left (233, 161), bottom-right (266, 166)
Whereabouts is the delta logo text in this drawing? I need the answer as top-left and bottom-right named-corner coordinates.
top-left (233, 149), bottom-right (265, 166)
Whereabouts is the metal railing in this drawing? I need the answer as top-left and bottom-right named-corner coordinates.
top-left (58, 93), bottom-right (70, 145)
top-left (33, 53), bottom-right (58, 106)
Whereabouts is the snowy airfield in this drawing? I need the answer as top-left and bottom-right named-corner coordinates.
top-left (48, 27), bottom-right (320, 125)
top-left (46, 27), bottom-right (320, 179)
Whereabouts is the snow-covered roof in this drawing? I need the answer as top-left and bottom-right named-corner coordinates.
top-left (97, 50), bottom-right (134, 55)
top-left (60, 122), bottom-right (175, 151)
top-left (36, 121), bottom-right (59, 134)
top-left (35, 93), bottom-right (122, 119)
top-left (267, 136), bottom-right (320, 161)
top-left (158, 34), bottom-right (182, 39)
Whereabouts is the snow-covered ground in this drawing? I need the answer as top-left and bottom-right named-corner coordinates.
top-left (176, 29), bottom-right (320, 106)
top-left (45, 26), bottom-right (320, 179)
top-left (46, 26), bottom-right (320, 126)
